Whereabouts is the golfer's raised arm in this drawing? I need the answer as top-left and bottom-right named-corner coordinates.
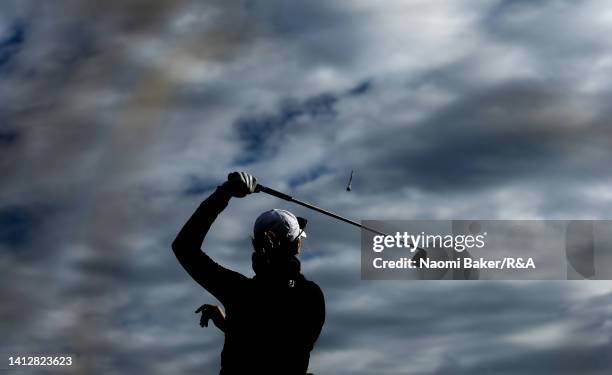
top-left (171, 172), bottom-right (257, 299)
top-left (172, 187), bottom-right (229, 252)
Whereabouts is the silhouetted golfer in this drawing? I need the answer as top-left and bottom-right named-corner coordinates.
top-left (172, 172), bottom-right (325, 375)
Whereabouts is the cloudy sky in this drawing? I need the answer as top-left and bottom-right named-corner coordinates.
top-left (1, 0), bottom-right (612, 373)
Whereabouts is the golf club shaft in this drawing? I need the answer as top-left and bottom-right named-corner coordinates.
top-left (255, 184), bottom-right (389, 236)
top-left (255, 184), bottom-right (429, 258)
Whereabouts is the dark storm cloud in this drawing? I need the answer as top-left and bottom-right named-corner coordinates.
top-left (434, 335), bottom-right (612, 375)
top-left (327, 283), bottom-right (604, 344)
top-left (308, 280), bottom-right (612, 374)
top-left (327, 78), bottom-right (610, 197)
top-left (431, 346), bottom-right (609, 375)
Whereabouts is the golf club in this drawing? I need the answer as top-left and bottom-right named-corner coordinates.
top-left (256, 183), bottom-right (385, 235)
top-left (254, 183), bottom-right (428, 260)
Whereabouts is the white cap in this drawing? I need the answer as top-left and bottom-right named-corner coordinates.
top-left (253, 209), bottom-right (307, 242)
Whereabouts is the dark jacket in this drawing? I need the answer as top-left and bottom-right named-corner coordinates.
top-left (172, 187), bottom-right (325, 375)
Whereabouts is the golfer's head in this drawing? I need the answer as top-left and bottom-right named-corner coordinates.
top-left (252, 209), bottom-right (307, 256)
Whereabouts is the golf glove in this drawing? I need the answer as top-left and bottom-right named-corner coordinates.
top-left (221, 171), bottom-right (257, 198)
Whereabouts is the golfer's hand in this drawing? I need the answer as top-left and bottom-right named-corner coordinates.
top-left (195, 304), bottom-right (226, 330)
top-left (221, 171), bottom-right (257, 198)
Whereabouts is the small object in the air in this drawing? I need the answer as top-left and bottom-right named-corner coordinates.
top-left (346, 170), bottom-right (354, 191)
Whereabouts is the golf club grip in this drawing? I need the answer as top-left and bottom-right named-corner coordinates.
top-left (255, 184), bottom-right (293, 201)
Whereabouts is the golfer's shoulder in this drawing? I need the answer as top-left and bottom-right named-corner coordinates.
top-left (300, 275), bottom-right (325, 301)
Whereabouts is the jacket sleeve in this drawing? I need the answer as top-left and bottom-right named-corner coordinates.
top-left (306, 282), bottom-right (326, 350)
top-left (171, 186), bottom-right (247, 306)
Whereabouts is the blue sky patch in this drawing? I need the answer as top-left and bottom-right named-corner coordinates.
top-left (0, 206), bottom-right (36, 249)
top-left (234, 86), bottom-right (367, 165)
top-left (347, 80), bottom-right (372, 96)
top-left (0, 129), bottom-right (19, 145)
top-left (0, 22), bottom-right (26, 69)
